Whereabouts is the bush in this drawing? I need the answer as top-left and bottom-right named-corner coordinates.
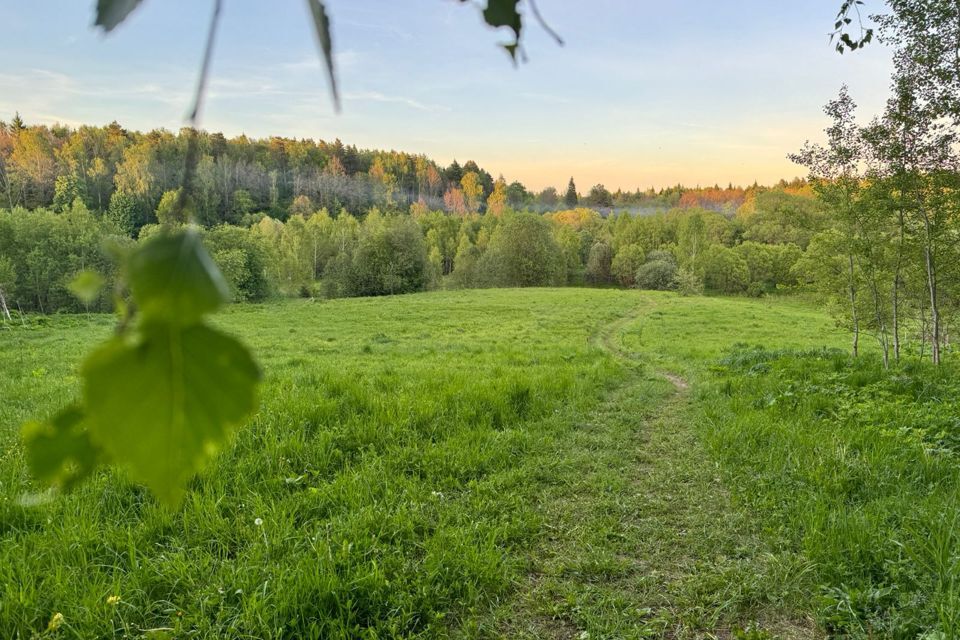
top-left (611, 244), bottom-right (645, 287)
top-left (347, 215), bottom-right (430, 296)
top-left (476, 213), bottom-right (565, 287)
top-left (0, 204), bottom-right (126, 313)
top-left (746, 281), bottom-right (766, 298)
top-left (204, 225), bottom-right (273, 301)
top-left (450, 233), bottom-right (480, 288)
top-left (634, 260), bottom-right (677, 291)
top-left (734, 241), bottom-right (803, 289)
top-left (702, 245), bottom-right (749, 293)
top-left (672, 267), bottom-right (704, 296)
top-left (585, 241), bottom-right (614, 285)
top-left (645, 249), bottom-right (676, 265)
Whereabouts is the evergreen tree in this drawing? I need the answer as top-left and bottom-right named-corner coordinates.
top-left (445, 159), bottom-right (463, 185)
top-left (564, 177), bottom-right (578, 207)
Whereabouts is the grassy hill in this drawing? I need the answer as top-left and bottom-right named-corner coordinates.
top-left (6, 290), bottom-right (951, 638)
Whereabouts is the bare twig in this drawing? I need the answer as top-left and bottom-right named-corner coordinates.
top-left (176, 0), bottom-right (223, 224)
top-left (527, 0), bottom-right (563, 46)
top-left (189, 0), bottom-right (223, 125)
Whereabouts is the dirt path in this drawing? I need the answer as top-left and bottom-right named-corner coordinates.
top-left (483, 306), bottom-right (818, 639)
top-left (591, 302), bottom-right (690, 391)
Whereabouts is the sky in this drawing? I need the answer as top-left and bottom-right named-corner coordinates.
top-left (1, 0), bottom-right (894, 191)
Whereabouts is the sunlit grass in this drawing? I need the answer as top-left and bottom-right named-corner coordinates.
top-left (4, 288), bottom-right (943, 638)
top-left (1, 289), bottom-right (637, 638)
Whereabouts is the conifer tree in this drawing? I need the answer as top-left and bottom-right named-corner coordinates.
top-left (564, 177), bottom-right (578, 207)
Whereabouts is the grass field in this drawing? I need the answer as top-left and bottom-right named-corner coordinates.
top-left (3, 288), bottom-right (937, 639)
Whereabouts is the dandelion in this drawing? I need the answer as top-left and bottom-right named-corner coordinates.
top-left (46, 612), bottom-right (64, 632)
top-left (254, 517), bottom-right (263, 526)
top-left (106, 595), bottom-right (120, 606)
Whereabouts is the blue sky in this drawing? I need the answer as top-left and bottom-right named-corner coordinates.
top-left (2, 0), bottom-right (893, 191)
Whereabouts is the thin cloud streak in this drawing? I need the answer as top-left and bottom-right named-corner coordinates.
top-left (342, 91), bottom-right (451, 113)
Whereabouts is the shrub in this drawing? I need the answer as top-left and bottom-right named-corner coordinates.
top-left (348, 215), bottom-right (430, 296)
top-left (204, 225), bottom-right (273, 301)
top-left (672, 267), bottom-right (704, 296)
top-left (702, 245), bottom-right (749, 293)
top-left (476, 213), bottom-right (565, 287)
top-left (746, 281), bottom-right (766, 298)
top-left (646, 249), bottom-right (677, 265)
top-left (585, 241), bottom-right (614, 285)
top-left (611, 244), bottom-right (645, 287)
top-left (634, 260), bottom-right (677, 291)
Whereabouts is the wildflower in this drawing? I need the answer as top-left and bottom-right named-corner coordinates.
top-left (46, 612), bottom-right (64, 632)
top-left (254, 517), bottom-right (263, 526)
top-left (106, 595), bottom-right (120, 606)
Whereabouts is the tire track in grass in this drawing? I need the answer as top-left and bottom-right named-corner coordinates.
top-left (485, 302), bottom-right (818, 640)
top-left (591, 301), bottom-right (689, 391)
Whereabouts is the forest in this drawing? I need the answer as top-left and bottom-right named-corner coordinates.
top-left (0, 118), bottom-right (822, 313)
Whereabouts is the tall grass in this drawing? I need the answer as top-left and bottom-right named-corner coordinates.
top-left (702, 346), bottom-right (960, 638)
top-left (0, 290), bottom-right (633, 638)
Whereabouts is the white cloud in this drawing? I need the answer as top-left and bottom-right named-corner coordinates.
top-left (342, 91), bottom-right (450, 113)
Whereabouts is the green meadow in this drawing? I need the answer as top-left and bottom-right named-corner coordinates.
top-left (2, 289), bottom-right (957, 638)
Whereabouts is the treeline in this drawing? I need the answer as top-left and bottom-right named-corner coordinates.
top-left (0, 117), bottom-right (802, 231)
top-left (0, 186), bottom-right (825, 315)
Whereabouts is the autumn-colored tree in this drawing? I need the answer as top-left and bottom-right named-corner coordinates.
top-left (678, 186), bottom-right (746, 212)
top-left (545, 208), bottom-right (601, 231)
top-left (290, 194), bottom-right (314, 218)
top-left (443, 186), bottom-right (468, 215)
top-left (9, 126), bottom-right (57, 207)
top-left (461, 171), bottom-right (483, 213)
top-left (486, 176), bottom-right (508, 216)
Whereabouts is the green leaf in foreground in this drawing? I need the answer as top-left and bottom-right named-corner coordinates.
top-left (68, 270), bottom-right (105, 306)
top-left (127, 229), bottom-right (230, 326)
top-left (94, 0), bottom-right (145, 32)
top-left (22, 405), bottom-right (104, 491)
top-left (82, 324), bottom-right (260, 507)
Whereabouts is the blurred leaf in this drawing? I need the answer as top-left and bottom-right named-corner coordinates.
top-left (482, 0), bottom-right (523, 60)
top-left (82, 324), bottom-right (260, 507)
top-left (94, 0), bottom-right (144, 32)
top-left (68, 270), bottom-right (105, 306)
top-left (22, 405), bottom-right (104, 491)
top-left (305, 0), bottom-right (340, 111)
top-left (127, 229), bottom-right (229, 327)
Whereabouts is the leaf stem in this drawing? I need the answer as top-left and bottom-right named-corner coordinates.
top-left (189, 0), bottom-right (223, 125)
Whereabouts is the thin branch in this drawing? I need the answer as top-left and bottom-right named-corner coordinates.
top-left (176, 0), bottom-right (222, 224)
top-left (189, 0), bottom-right (223, 125)
top-left (527, 0), bottom-right (563, 46)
